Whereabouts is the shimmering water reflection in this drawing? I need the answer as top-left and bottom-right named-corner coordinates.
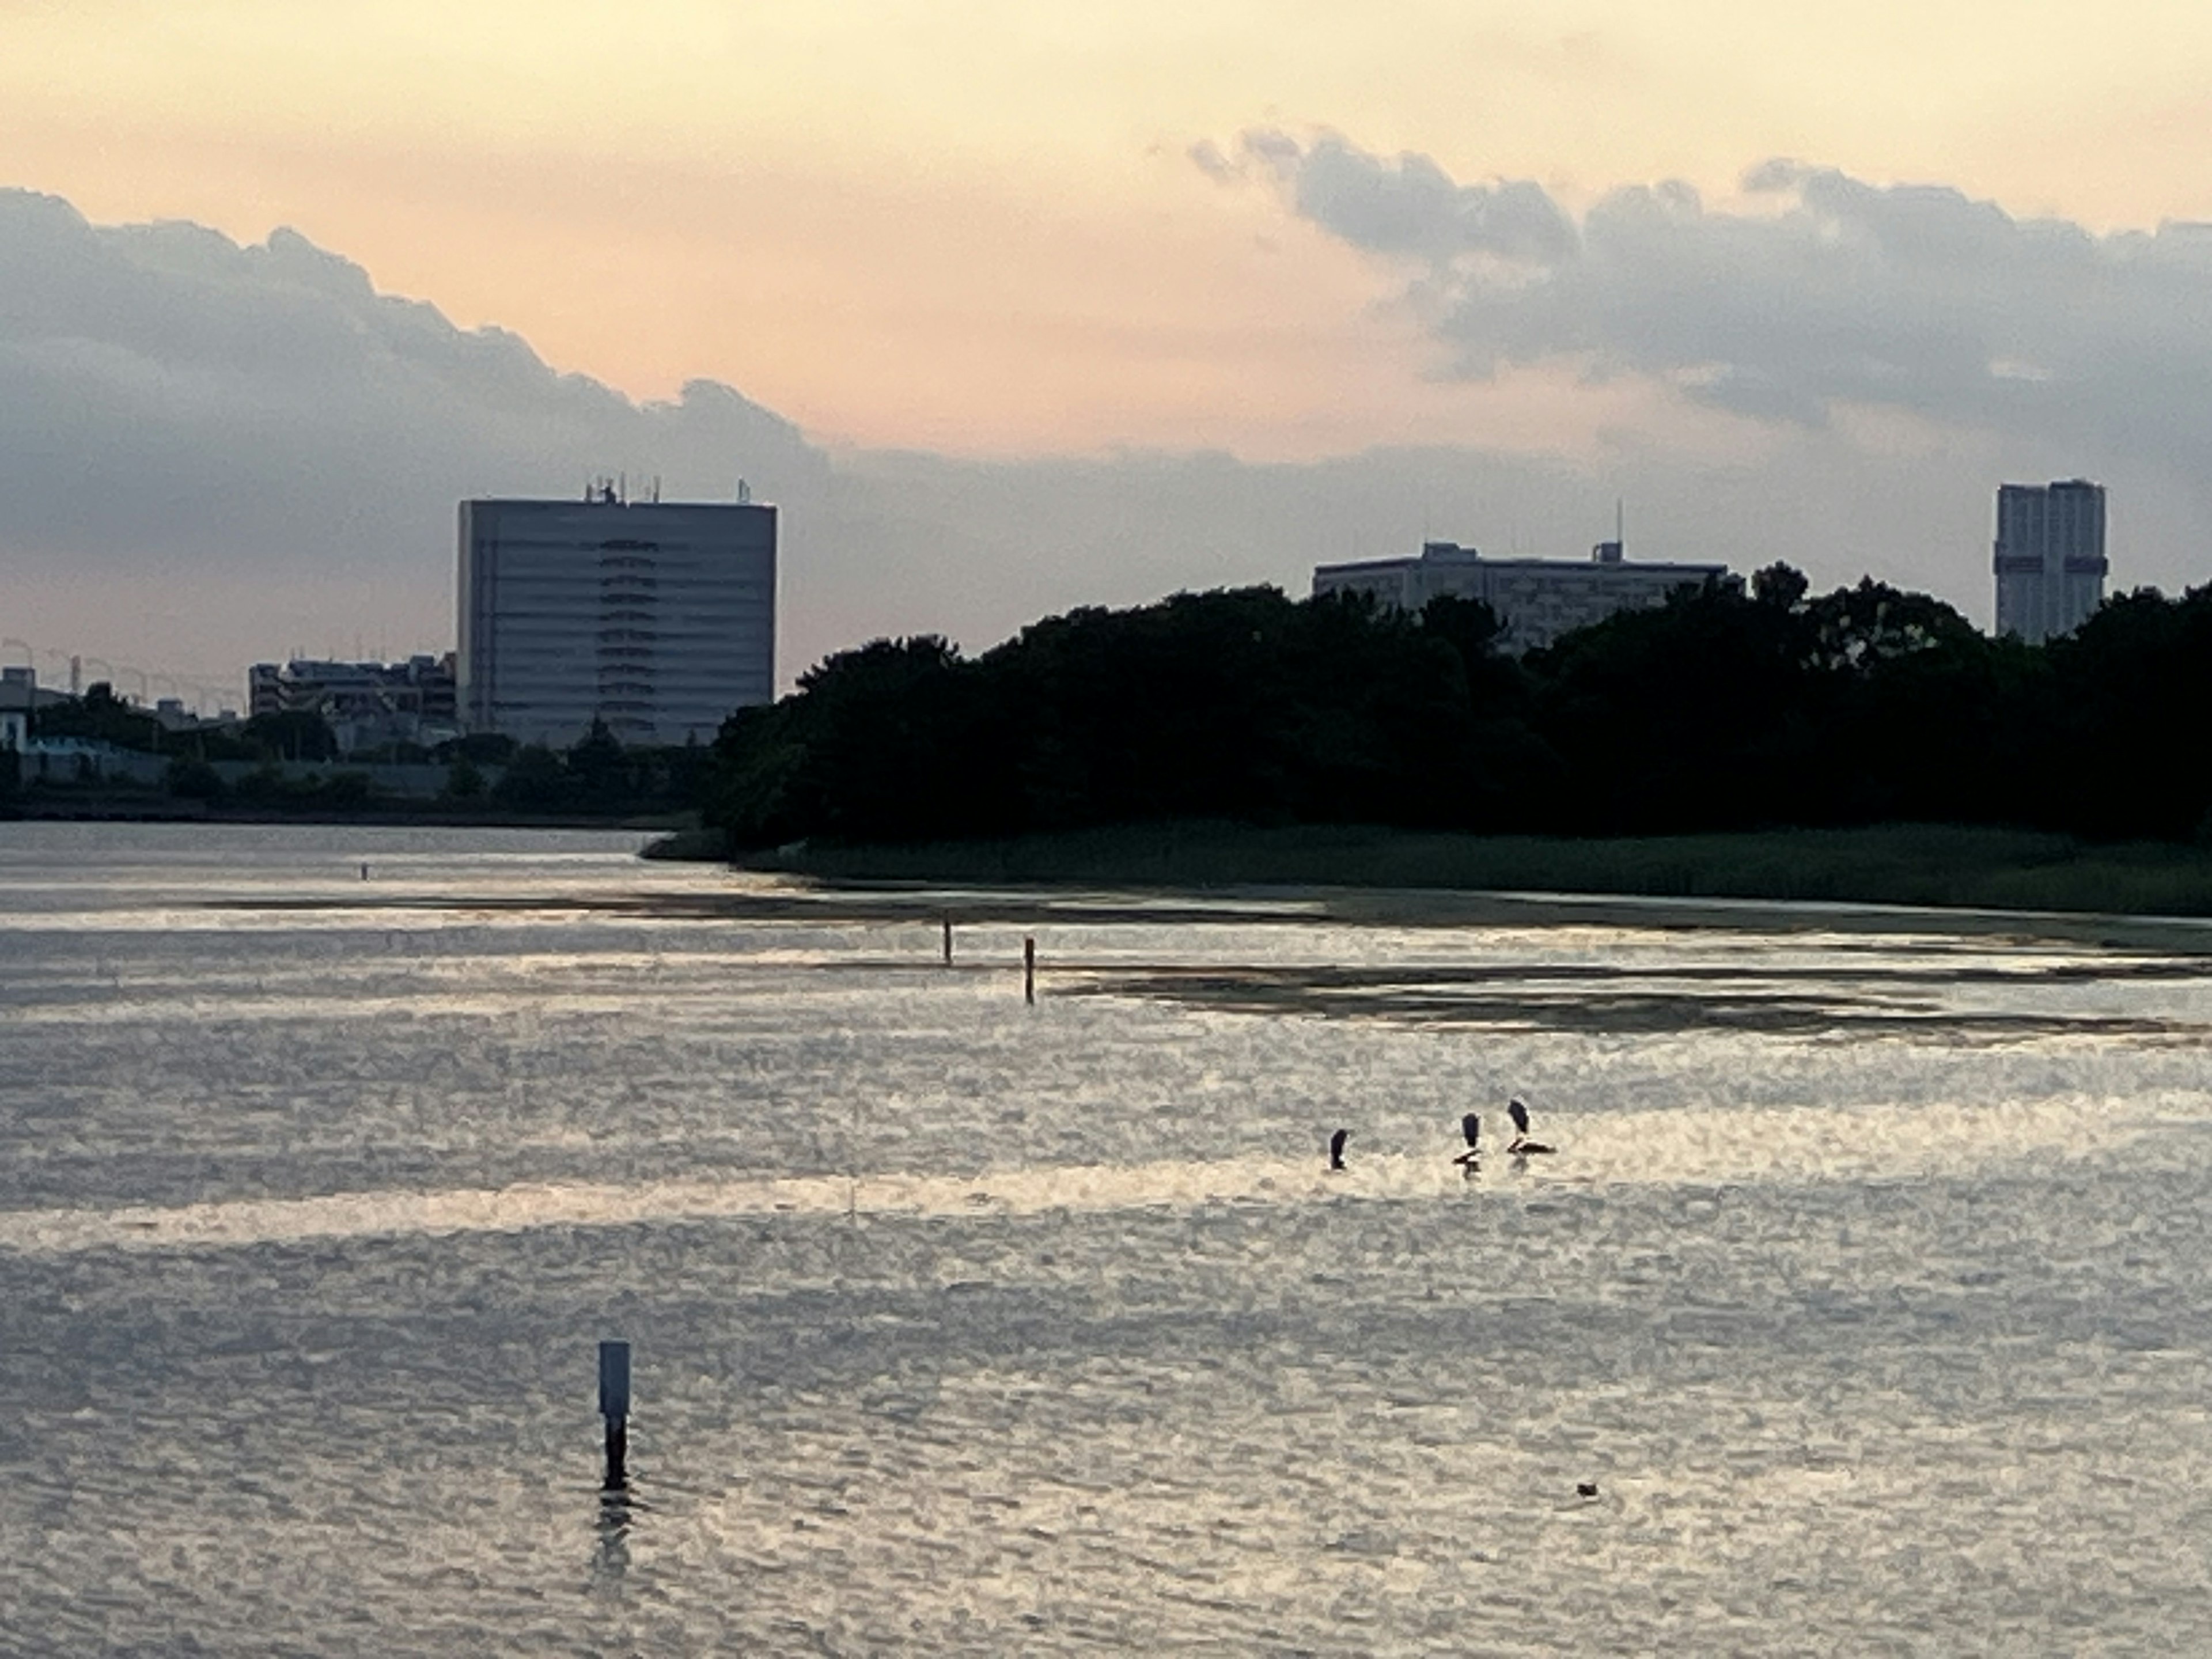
top-left (1, 823), bottom-right (2209, 1653)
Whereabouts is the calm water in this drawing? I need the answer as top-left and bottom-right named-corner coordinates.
top-left (3, 823), bottom-right (2211, 1654)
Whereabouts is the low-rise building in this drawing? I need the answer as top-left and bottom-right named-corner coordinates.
top-left (1312, 539), bottom-right (1738, 654)
top-left (244, 655), bottom-right (459, 752)
top-left (0, 666), bottom-right (32, 752)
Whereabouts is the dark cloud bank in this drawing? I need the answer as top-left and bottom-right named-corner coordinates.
top-left (2, 168), bottom-right (2207, 688)
top-left (1210, 128), bottom-right (2212, 456)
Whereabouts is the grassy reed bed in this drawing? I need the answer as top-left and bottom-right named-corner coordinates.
top-left (730, 822), bottom-right (2212, 918)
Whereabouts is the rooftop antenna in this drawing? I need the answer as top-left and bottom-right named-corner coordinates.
top-left (1617, 497), bottom-right (1625, 554)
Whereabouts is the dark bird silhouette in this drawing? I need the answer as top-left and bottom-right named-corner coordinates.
top-left (1506, 1099), bottom-right (1554, 1156)
top-left (1328, 1128), bottom-right (1349, 1171)
top-left (1577, 1482), bottom-right (1599, 1499)
top-left (1453, 1112), bottom-right (1482, 1169)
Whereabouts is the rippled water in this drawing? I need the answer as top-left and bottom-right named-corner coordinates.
top-left (3, 823), bottom-right (2211, 1653)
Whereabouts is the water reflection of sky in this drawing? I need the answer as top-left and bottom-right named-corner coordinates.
top-left (2, 824), bottom-right (2210, 1652)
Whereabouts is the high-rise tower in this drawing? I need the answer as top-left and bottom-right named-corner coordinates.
top-left (458, 488), bottom-right (777, 745)
top-left (1993, 480), bottom-right (2106, 645)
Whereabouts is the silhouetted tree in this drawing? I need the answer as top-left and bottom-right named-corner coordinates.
top-left (440, 732), bottom-right (518, 765)
top-left (241, 709), bottom-right (339, 763)
top-left (35, 683), bottom-right (164, 753)
top-left (493, 744), bottom-right (570, 812)
top-left (2044, 587), bottom-right (2212, 840)
top-left (566, 719), bottom-right (632, 809)
top-left (698, 574), bottom-right (2212, 851)
top-left (442, 759), bottom-right (486, 801)
top-left (164, 757), bottom-right (226, 801)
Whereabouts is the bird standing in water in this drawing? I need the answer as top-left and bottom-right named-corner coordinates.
top-left (1506, 1099), bottom-right (1554, 1156)
top-left (1453, 1113), bottom-right (1482, 1172)
top-left (1328, 1128), bottom-right (1350, 1171)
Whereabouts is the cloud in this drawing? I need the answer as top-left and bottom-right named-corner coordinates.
top-left (0, 188), bottom-right (852, 685)
top-left (3, 181), bottom-right (2210, 699)
top-left (3, 186), bottom-right (1426, 690)
top-left (1210, 130), bottom-right (2212, 466)
top-left (0, 188), bottom-right (824, 548)
top-left (1251, 131), bottom-right (1578, 268)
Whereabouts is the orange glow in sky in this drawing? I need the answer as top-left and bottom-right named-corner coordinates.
top-left (6, 0), bottom-right (2212, 459)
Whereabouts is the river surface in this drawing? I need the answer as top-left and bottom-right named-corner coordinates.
top-left (2, 823), bottom-right (2210, 1654)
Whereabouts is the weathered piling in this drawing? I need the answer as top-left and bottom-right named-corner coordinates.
top-left (599, 1339), bottom-right (631, 1491)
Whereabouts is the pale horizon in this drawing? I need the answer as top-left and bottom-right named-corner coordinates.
top-left (5, 3), bottom-right (2211, 699)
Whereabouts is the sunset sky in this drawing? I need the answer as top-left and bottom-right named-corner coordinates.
top-left (6, 1), bottom-right (2212, 695)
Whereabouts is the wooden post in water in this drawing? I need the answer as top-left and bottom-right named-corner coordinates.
top-left (1023, 935), bottom-right (1036, 1005)
top-left (942, 915), bottom-right (953, 967)
top-left (599, 1339), bottom-right (631, 1491)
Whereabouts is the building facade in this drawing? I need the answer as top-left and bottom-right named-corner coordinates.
top-left (0, 666), bottom-right (31, 752)
top-left (1312, 540), bottom-right (1737, 654)
top-left (1993, 480), bottom-right (2107, 645)
top-left (245, 655), bottom-right (459, 753)
top-left (457, 493), bottom-right (777, 746)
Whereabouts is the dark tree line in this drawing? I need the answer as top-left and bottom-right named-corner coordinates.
top-left (488, 723), bottom-right (713, 815)
top-left (700, 568), bottom-right (2212, 849)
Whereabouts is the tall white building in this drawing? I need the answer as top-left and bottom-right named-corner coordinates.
top-left (1993, 480), bottom-right (2106, 645)
top-left (1312, 539), bottom-right (1737, 654)
top-left (458, 491), bottom-right (777, 746)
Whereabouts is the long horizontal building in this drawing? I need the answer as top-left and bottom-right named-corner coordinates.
top-left (458, 491), bottom-right (777, 747)
top-left (1313, 539), bottom-right (1737, 654)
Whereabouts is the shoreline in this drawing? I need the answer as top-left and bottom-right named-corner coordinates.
top-left (3, 798), bottom-right (688, 832)
top-left (701, 820), bottom-right (2212, 931)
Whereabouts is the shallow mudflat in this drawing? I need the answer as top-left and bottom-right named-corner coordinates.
top-left (2, 822), bottom-right (2209, 1653)
top-left (756, 819), bottom-right (2212, 923)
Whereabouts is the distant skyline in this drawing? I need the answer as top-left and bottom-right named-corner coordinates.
top-left (5, 3), bottom-right (2212, 694)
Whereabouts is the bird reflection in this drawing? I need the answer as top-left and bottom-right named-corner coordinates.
top-left (1453, 1112), bottom-right (1482, 1176)
top-left (1506, 1099), bottom-right (1555, 1157)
